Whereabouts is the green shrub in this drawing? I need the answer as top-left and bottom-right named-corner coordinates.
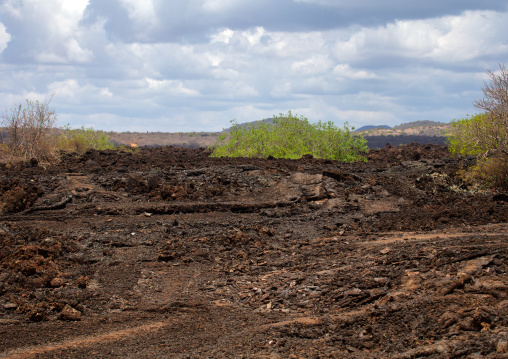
top-left (447, 113), bottom-right (496, 156)
top-left (448, 114), bottom-right (508, 189)
top-left (447, 62), bottom-right (508, 189)
top-left (209, 111), bottom-right (368, 162)
top-left (58, 125), bottom-right (114, 153)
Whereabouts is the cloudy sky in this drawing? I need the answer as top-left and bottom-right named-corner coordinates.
top-left (0, 0), bottom-right (507, 132)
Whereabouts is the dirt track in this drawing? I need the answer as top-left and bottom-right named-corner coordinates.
top-left (1, 144), bottom-right (508, 358)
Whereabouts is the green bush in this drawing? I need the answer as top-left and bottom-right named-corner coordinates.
top-left (209, 111), bottom-right (368, 162)
top-left (448, 114), bottom-right (508, 189)
top-left (57, 125), bottom-right (114, 153)
top-left (447, 113), bottom-right (496, 156)
top-left (447, 63), bottom-right (508, 189)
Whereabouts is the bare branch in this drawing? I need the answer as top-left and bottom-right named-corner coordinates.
top-left (1, 96), bottom-right (58, 162)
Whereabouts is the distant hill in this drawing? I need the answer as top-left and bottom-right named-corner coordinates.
top-left (356, 120), bottom-right (450, 137)
top-left (392, 120), bottom-right (448, 131)
top-left (354, 125), bottom-right (391, 132)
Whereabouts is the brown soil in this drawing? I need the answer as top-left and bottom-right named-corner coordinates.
top-left (1, 143), bottom-right (507, 358)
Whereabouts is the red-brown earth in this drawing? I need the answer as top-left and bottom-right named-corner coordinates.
top-left (0, 143), bottom-right (507, 358)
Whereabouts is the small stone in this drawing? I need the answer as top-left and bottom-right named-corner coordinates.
top-left (50, 277), bottom-right (66, 288)
top-left (380, 247), bottom-right (391, 254)
top-left (59, 304), bottom-right (81, 321)
top-left (497, 340), bottom-right (508, 353)
top-left (345, 288), bottom-right (363, 296)
top-left (373, 277), bottom-right (389, 285)
top-left (4, 303), bottom-right (18, 310)
top-left (144, 212), bottom-right (153, 217)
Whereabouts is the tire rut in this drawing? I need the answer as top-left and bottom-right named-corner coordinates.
top-left (0, 320), bottom-right (170, 359)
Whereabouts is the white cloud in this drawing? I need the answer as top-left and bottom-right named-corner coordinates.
top-left (430, 11), bottom-right (508, 61)
top-left (294, 0), bottom-right (405, 9)
top-left (333, 64), bottom-right (377, 79)
top-left (54, 0), bottom-right (89, 34)
top-left (292, 0), bottom-right (508, 23)
top-left (66, 38), bottom-right (94, 63)
top-left (291, 55), bottom-right (333, 76)
top-left (118, 0), bottom-right (157, 36)
top-left (1, 0), bottom-right (88, 36)
top-left (334, 10), bottom-right (508, 63)
top-left (100, 88), bottom-right (113, 98)
top-left (48, 79), bottom-right (116, 107)
top-left (1, 2), bottom-right (507, 132)
top-left (242, 27), bottom-right (265, 46)
top-left (202, 0), bottom-right (249, 12)
top-left (205, 52), bottom-right (223, 67)
top-left (277, 98), bottom-right (399, 128)
top-left (145, 78), bottom-right (200, 96)
top-left (0, 0), bottom-right (92, 64)
top-left (334, 109), bottom-right (398, 126)
top-left (119, 0), bottom-right (156, 20)
top-left (35, 38), bottom-right (93, 64)
top-left (0, 23), bottom-right (11, 54)
top-left (210, 28), bottom-right (235, 44)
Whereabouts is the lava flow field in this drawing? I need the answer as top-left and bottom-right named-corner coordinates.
top-left (1, 144), bottom-right (508, 358)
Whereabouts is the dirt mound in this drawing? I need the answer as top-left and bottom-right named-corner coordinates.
top-left (0, 178), bottom-right (43, 214)
top-left (1, 144), bottom-right (507, 358)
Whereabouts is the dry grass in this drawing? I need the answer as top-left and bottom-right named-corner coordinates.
top-left (462, 153), bottom-right (508, 190)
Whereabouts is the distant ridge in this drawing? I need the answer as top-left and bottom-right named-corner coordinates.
top-left (392, 120), bottom-right (447, 130)
top-left (354, 125), bottom-right (391, 132)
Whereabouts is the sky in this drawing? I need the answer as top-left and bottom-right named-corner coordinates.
top-left (0, 1), bottom-right (507, 132)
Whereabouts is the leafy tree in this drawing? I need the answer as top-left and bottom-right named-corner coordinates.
top-left (447, 63), bottom-right (508, 188)
top-left (471, 62), bottom-right (508, 156)
top-left (209, 111), bottom-right (368, 162)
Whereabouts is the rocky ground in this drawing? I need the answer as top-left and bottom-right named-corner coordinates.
top-left (0, 144), bottom-right (507, 358)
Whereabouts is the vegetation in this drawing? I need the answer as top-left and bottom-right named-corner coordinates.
top-left (447, 63), bottom-right (508, 189)
top-left (209, 111), bottom-right (368, 162)
top-left (1, 96), bottom-right (114, 162)
top-left (57, 125), bottom-right (114, 153)
top-left (1, 96), bottom-right (58, 162)
top-left (448, 114), bottom-right (495, 156)
top-left (459, 154), bottom-right (508, 189)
